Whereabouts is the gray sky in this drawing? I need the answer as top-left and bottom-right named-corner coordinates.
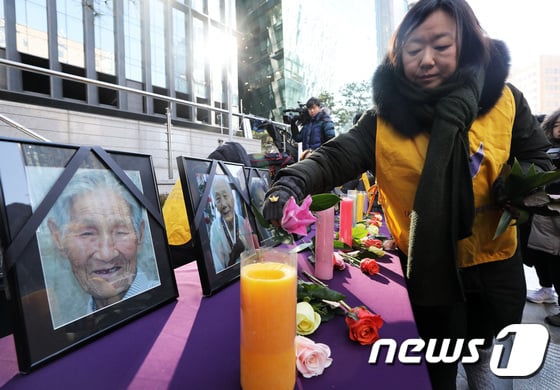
top-left (467, 0), bottom-right (560, 67)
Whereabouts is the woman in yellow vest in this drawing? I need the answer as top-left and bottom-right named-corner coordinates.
top-left (262, 0), bottom-right (553, 388)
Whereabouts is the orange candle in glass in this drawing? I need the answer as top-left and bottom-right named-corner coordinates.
top-left (240, 248), bottom-right (297, 390)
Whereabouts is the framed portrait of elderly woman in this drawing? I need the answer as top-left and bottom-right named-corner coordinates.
top-left (0, 137), bottom-right (178, 373)
top-left (177, 156), bottom-right (257, 296)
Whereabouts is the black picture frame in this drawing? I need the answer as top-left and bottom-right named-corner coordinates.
top-left (177, 156), bottom-right (257, 296)
top-left (0, 137), bottom-right (178, 373)
top-left (245, 167), bottom-right (275, 247)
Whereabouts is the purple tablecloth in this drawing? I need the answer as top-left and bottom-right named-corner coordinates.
top-left (0, 250), bottom-right (431, 389)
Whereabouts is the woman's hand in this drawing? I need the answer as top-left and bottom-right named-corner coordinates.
top-left (262, 189), bottom-right (292, 226)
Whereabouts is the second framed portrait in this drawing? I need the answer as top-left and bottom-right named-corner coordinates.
top-left (177, 156), bottom-right (258, 296)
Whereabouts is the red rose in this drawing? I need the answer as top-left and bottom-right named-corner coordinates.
top-left (345, 306), bottom-right (384, 345)
top-left (359, 258), bottom-right (379, 276)
top-left (362, 238), bottom-right (383, 248)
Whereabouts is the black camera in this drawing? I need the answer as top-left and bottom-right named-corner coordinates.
top-left (282, 103), bottom-right (311, 126)
top-left (548, 147), bottom-right (560, 169)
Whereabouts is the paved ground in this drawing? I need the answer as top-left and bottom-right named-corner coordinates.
top-left (457, 265), bottom-right (560, 389)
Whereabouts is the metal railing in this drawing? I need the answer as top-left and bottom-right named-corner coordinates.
top-left (0, 58), bottom-right (289, 177)
top-left (0, 113), bottom-right (50, 142)
top-left (0, 58), bottom-right (287, 128)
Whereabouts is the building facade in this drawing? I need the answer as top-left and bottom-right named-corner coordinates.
top-left (0, 0), bottom-right (262, 192)
top-left (509, 55), bottom-right (560, 116)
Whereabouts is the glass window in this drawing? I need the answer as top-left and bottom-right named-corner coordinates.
top-left (124, 0), bottom-right (142, 81)
top-left (57, 0), bottom-right (84, 67)
top-left (191, 0), bottom-right (204, 14)
top-left (93, 0), bottom-right (115, 75)
top-left (192, 17), bottom-right (207, 98)
top-left (0, 1), bottom-right (5, 48)
top-left (173, 8), bottom-right (188, 93)
top-left (209, 25), bottom-right (224, 102)
top-left (150, 0), bottom-right (166, 87)
top-left (15, 0), bottom-right (48, 58)
top-left (208, 0), bottom-right (221, 22)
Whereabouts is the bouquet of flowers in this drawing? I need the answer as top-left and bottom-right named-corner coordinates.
top-left (494, 159), bottom-right (560, 238)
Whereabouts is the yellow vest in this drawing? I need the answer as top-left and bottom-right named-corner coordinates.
top-left (376, 86), bottom-right (517, 268)
top-left (162, 179), bottom-right (192, 245)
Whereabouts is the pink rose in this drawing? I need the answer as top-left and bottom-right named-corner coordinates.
top-left (295, 335), bottom-right (333, 378)
top-left (281, 195), bottom-right (316, 236)
top-left (333, 252), bottom-right (346, 270)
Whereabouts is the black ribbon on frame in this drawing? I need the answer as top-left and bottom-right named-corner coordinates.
top-left (3, 145), bottom-right (163, 273)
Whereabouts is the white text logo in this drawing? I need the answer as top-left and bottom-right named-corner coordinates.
top-left (368, 324), bottom-right (549, 377)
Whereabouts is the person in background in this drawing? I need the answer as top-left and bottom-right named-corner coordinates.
top-left (525, 109), bottom-right (560, 309)
top-left (291, 97), bottom-right (335, 151)
top-left (162, 141), bottom-right (251, 268)
top-left (262, 0), bottom-right (553, 388)
top-left (526, 185), bottom-right (560, 326)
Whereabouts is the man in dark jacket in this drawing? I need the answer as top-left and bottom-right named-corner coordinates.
top-left (292, 97), bottom-right (335, 151)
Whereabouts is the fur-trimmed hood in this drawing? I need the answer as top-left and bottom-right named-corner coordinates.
top-left (372, 39), bottom-right (510, 137)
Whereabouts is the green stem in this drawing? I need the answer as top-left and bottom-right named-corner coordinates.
top-left (302, 270), bottom-right (328, 287)
top-left (338, 251), bottom-right (361, 267)
top-left (339, 300), bottom-right (352, 312)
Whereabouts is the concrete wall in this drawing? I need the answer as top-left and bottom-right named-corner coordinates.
top-left (0, 100), bottom-right (262, 195)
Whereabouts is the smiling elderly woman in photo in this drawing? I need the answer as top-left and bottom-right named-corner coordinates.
top-left (46, 170), bottom-right (160, 323)
top-left (209, 175), bottom-right (253, 273)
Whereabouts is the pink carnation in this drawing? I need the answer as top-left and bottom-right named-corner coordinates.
top-left (281, 195), bottom-right (316, 236)
top-left (295, 335), bottom-right (333, 378)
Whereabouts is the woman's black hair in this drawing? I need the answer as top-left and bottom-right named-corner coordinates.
top-left (388, 0), bottom-right (490, 72)
top-left (542, 108), bottom-right (560, 142)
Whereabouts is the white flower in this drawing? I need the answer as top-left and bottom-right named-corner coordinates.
top-left (296, 301), bottom-right (321, 335)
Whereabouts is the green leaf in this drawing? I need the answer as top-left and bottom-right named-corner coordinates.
top-left (517, 209), bottom-right (531, 225)
top-left (297, 281), bottom-right (347, 322)
top-left (297, 281), bottom-right (346, 302)
top-left (504, 159), bottom-right (560, 202)
top-left (309, 193), bottom-right (341, 211)
top-left (333, 239), bottom-right (347, 249)
top-left (493, 209), bottom-right (514, 240)
top-left (251, 204), bottom-right (270, 228)
top-left (351, 224), bottom-right (368, 239)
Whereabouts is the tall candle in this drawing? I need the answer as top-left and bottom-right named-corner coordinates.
top-left (347, 189), bottom-right (357, 227)
top-left (315, 206), bottom-right (334, 280)
top-left (356, 192), bottom-right (364, 223)
top-left (240, 248), bottom-right (297, 390)
top-left (362, 190), bottom-right (369, 217)
top-left (339, 197), bottom-right (353, 246)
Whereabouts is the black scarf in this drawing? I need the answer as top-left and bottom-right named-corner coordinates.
top-left (373, 60), bottom-right (485, 305)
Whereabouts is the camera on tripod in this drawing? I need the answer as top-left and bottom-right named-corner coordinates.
top-left (282, 103), bottom-right (311, 126)
top-left (548, 147), bottom-right (560, 169)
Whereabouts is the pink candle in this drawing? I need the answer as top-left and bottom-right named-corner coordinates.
top-left (315, 206), bottom-right (334, 280)
top-left (339, 197), bottom-right (353, 246)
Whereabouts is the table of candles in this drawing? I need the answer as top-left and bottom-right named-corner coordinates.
top-left (0, 209), bottom-right (431, 389)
